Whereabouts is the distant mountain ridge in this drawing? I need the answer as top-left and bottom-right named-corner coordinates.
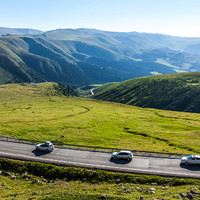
top-left (0, 27), bottom-right (43, 36)
top-left (1, 28), bottom-right (200, 85)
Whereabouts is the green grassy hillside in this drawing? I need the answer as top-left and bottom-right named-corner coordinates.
top-left (93, 72), bottom-right (200, 113)
top-left (0, 36), bottom-right (92, 85)
top-left (0, 35), bottom-right (141, 85)
top-left (0, 83), bottom-right (200, 154)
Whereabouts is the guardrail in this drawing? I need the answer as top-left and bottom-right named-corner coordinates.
top-left (0, 135), bottom-right (190, 158)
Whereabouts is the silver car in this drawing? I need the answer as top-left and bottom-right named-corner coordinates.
top-left (111, 150), bottom-right (133, 161)
top-left (181, 155), bottom-right (200, 165)
top-left (35, 141), bottom-right (54, 152)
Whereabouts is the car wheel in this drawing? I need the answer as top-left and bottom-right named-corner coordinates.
top-left (114, 156), bottom-right (117, 160)
top-left (184, 162), bottom-right (189, 165)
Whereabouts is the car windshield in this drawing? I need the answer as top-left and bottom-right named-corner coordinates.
top-left (187, 155), bottom-right (193, 160)
top-left (44, 142), bottom-right (52, 145)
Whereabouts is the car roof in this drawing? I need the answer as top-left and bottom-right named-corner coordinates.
top-left (119, 150), bottom-right (132, 153)
top-left (193, 155), bottom-right (200, 158)
top-left (188, 155), bottom-right (200, 158)
top-left (44, 141), bottom-right (52, 144)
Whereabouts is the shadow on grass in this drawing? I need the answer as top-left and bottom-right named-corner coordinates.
top-left (109, 158), bottom-right (132, 165)
top-left (32, 149), bottom-right (52, 156)
top-left (180, 163), bottom-right (200, 171)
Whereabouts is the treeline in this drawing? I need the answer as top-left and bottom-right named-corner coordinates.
top-left (40, 82), bottom-right (78, 97)
top-left (53, 83), bottom-right (78, 96)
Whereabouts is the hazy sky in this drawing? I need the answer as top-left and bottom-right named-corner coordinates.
top-left (1, 0), bottom-right (200, 37)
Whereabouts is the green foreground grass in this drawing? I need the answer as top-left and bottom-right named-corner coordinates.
top-left (1, 174), bottom-right (200, 200)
top-left (0, 83), bottom-right (200, 154)
top-left (0, 158), bottom-right (200, 200)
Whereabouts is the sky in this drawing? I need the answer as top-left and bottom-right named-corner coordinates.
top-left (1, 0), bottom-right (200, 37)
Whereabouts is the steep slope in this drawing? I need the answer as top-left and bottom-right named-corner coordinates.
top-left (0, 35), bottom-right (144, 85)
top-left (93, 72), bottom-right (200, 113)
top-left (0, 40), bottom-right (46, 84)
top-left (0, 37), bottom-right (92, 85)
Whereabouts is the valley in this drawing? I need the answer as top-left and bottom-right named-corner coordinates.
top-left (1, 28), bottom-right (200, 200)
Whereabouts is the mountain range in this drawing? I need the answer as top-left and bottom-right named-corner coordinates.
top-left (1, 28), bottom-right (200, 85)
top-left (0, 27), bottom-right (43, 36)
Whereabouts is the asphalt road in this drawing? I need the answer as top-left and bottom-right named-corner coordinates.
top-left (0, 140), bottom-right (200, 178)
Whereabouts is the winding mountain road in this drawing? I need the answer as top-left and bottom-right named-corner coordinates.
top-left (90, 88), bottom-right (95, 95)
top-left (0, 140), bottom-right (199, 178)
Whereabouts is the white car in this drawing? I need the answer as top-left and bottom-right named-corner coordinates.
top-left (181, 155), bottom-right (200, 165)
top-left (111, 150), bottom-right (133, 161)
top-left (35, 141), bottom-right (54, 152)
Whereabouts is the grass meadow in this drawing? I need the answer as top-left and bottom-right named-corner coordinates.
top-left (0, 83), bottom-right (200, 154)
top-left (0, 158), bottom-right (200, 200)
top-left (1, 175), bottom-right (200, 200)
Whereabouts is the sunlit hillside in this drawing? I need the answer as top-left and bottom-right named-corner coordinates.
top-left (0, 83), bottom-right (200, 154)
